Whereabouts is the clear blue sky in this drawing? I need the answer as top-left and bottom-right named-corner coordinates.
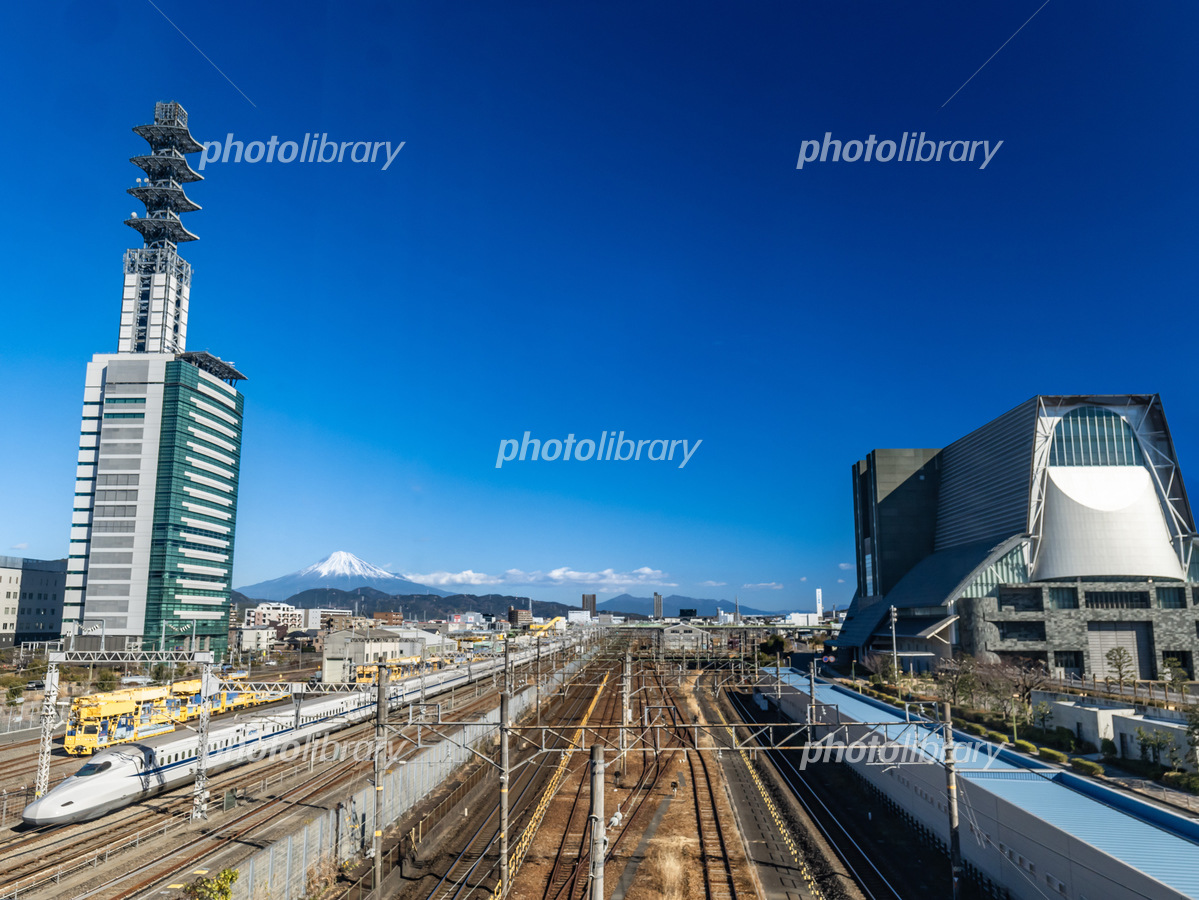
top-left (1, 2), bottom-right (1196, 611)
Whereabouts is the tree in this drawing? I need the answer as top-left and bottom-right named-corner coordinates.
top-left (935, 654), bottom-right (977, 707)
top-left (1164, 657), bottom-right (1190, 698)
top-left (1032, 700), bottom-right (1054, 730)
top-left (1008, 659), bottom-right (1050, 709)
top-left (183, 868), bottom-right (238, 900)
top-left (1184, 704), bottom-right (1199, 769)
top-left (95, 669), bottom-right (118, 692)
top-left (1136, 727), bottom-right (1173, 766)
top-left (865, 652), bottom-right (899, 686)
top-left (1105, 647), bottom-right (1135, 688)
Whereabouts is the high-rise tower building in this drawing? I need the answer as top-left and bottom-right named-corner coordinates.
top-left (63, 103), bottom-right (245, 654)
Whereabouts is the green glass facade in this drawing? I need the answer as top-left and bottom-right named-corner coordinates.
top-left (146, 359), bottom-right (243, 655)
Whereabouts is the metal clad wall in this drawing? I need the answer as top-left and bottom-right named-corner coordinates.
top-left (1088, 622), bottom-right (1155, 680)
top-left (935, 398), bottom-right (1039, 551)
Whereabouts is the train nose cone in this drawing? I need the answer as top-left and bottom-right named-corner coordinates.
top-left (21, 794), bottom-right (74, 826)
top-left (21, 795), bottom-right (52, 825)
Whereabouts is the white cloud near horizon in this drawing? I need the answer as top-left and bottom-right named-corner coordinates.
top-left (838, 562), bottom-right (853, 570)
top-left (698, 580), bottom-right (727, 587)
top-left (742, 581), bottom-right (784, 590)
top-left (11, 542), bottom-right (28, 551)
top-left (403, 566), bottom-right (677, 592)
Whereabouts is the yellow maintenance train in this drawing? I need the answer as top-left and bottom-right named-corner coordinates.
top-left (63, 672), bottom-right (289, 755)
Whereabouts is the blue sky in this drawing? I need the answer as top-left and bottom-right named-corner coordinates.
top-left (1, 2), bottom-right (1196, 611)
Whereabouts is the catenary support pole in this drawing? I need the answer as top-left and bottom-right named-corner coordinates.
top-left (374, 666), bottom-right (388, 890)
top-left (588, 744), bottom-right (605, 899)
top-left (809, 659), bottom-right (817, 726)
top-left (34, 661), bottom-right (60, 798)
top-left (621, 652), bottom-right (630, 761)
top-left (499, 691), bottom-right (511, 897)
top-left (192, 657), bottom-right (214, 821)
top-left (943, 702), bottom-right (963, 900)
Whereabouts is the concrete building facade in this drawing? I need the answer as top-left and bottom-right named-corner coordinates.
top-left (2, 556), bottom-right (68, 648)
top-left (835, 396), bottom-right (1199, 679)
top-left (321, 628), bottom-right (406, 682)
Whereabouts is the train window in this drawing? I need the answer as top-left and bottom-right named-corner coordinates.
top-left (77, 761), bottom-right (112, 777)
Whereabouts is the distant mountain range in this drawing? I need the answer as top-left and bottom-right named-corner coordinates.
top-left (236, 551), bottom-right (450, 602)
top-left (234, 554), bottom-right (791, 621)
top-left (232, 584), bottom-right (650, 622)
top-left (599, 593), bottom-right (776, 617)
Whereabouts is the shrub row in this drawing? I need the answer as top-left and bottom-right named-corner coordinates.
top-left (1070, 758), bottom-right (1104, 777)
top-left (1038, 747), bottom-right (1068, 764)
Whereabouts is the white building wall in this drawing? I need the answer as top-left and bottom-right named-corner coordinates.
top-left (68, 353), bottom-right (174, 641)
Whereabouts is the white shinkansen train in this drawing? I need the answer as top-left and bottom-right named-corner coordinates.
top-left (23, 644), bottom-right (556, 826)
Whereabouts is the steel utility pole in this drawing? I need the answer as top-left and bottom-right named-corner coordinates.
top-left (536, 634), bottom-right (542, 726)
top-left (499, 692), bottom-right (511, 898)
top-left (504, 637), bottom-right (511, 695)
top-left (620, 652), bottom-right (631, 761)
top-left (808, 660), bottom-right (818, 726)
top-left (775, 652), bottom-right (782, 702)
top-left (374, 666), bottom-right (388, 890)
top-left (588, 744), bottom-right (606, 899)
top-left (890, 605), bottom-right (899, 688)
top-left (943, 702), bottom-right (963, 900)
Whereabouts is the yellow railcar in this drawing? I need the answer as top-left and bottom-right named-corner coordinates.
top-left (354, 655), bottom-right (426, 683)
top-left (64, 675), bottom-right (289, 754)
top-left (64, 688), bottom-right (176, 755)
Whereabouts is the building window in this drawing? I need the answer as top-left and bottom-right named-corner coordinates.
top-left (95, 490), bottom-right (139, 502)
top-left (1047, 587), bottom-right (1079, 610)
top-left (998, 621), bottom-right (1046, 642)
top-left (1157, 587), bottom-right (1187, 609)
top-left (1085, 591), bottom-right (1150, 610)
top-left (1054, 650), bottom-right (1084, 671)
top-left (1050, 406), bottom-right (1145, 467)
top-left (998, 588), bottom-right (1043, 612)
top-left (97, 474), bottom-right (140, 486)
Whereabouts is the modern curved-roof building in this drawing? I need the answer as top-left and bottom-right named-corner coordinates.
top-left (834, 395), bottom-right (1199, 680)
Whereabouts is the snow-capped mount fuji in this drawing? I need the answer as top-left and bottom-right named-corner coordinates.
top-left (236, 551), bottom-right (450, 602)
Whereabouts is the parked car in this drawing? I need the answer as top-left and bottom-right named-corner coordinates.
top-left (25, 681), bottom-right (44, 690)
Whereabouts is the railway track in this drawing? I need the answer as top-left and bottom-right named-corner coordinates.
top-left (540, 664), bottom-right (680, 900)
top-left (0, 663), bottom-right (545, 900)
top-left (535, 662), bottom-right (742, 900)
top-left (727, 690), bottom-right (904, 900)
top-left (424, 665), bottom-right (612, 900)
